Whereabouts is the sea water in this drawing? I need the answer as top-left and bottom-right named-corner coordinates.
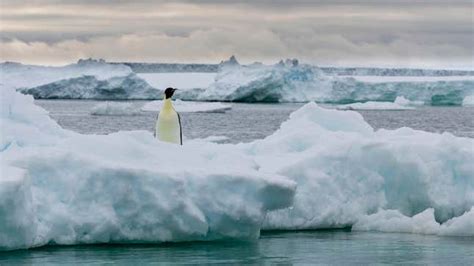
top-left (2, 100), bottom-right (472, 264)
top-left (35, 100), bottom-right (474, 142)
top-left (2, 231), bottom-right (473, 264)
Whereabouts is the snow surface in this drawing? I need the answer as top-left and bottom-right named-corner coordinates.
top-left (141, 100), bottom-right (232, 113)
top-left (462, 95), bottom-right (474, 107)
top-left (1, 89), bottom-right (473, 250)
top-left (137, 73), bottom-right (216, 90)
top-left (337, 96), bottom-right (423, 110)
top-left (90, 102), bottom-right (141, 116)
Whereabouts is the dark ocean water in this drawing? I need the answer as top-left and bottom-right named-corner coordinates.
top-left (35, 100), bottom-right (474, 142)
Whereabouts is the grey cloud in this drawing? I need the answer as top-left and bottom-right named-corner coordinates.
top-left (1, 0), bottom-right (472, 67)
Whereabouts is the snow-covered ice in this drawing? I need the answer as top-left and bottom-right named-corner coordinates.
top-left (253, 103), bottom-right (474, 231)
top-left (90, 102), bottom-right (141, 116)
top-left (179, 64), bottom-right (474, 105)
top-left (137, 73), bottom-right (216, 90)
top-left (1, 87), bottom-right (473, 250)
top-left (141, 100), bottom-right (231, 113)
top-left (1, 59), bottom-right (131, 89)
top-left (1, 89), bottom-right (295, 250)
top-left (6, 59), bottom-right (473, 105)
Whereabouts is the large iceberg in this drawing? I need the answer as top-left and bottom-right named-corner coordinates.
top-left (0, 89), bottom-right (295, 250)
top-left (249, 103), bottom-right (474, 231)
top-left (1, 59), bottom-right (132, 89)
top-left (179, 63), bottom-right (474, 105)
top-left (1, 88), bottom-right (473, 250)
top-left (21, 74), bottom-right (161, 100)
top-left (1, 59), bottom-right (163, 100)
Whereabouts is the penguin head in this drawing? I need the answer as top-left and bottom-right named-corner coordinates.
top-left (164, 87), bottom-right (177, 99)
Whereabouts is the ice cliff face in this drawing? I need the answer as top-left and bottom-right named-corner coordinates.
top-left (179, 64), bottom-right (474, 105)
top-left (1, 59), bottom-right (132, 89)
top-left (20, 74), bottom-right (161, 100)
top-left (248, 103), bottom-right (474, 231)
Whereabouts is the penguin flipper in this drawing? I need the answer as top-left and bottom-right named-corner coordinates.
top-left (177, 112), bottom-right (183, 145)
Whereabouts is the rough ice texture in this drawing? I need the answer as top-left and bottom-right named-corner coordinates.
top-left (90, 102), bottom-right (141, 116)
top-left (353, 208), bottom-right (474, 237)
top-left (20, 74), bottom-right (161, 100)
top-left (1, 89), bottom-right (295, 250)
top-left (1, 89), bottom-right (473, 250)
top-left (179, 64), bottom-right (474, 105)
top-left (141, 100), bottom-right (231, 113)
top-left (1, 59), bottom-right (132, 89)
top-left (7, 60), bottom-right (474, 104)
top-left (253, 103), bottom-right (474, 231)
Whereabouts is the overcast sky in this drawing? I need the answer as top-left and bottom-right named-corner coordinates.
top-left (1, 0), bottom-right (472, 68)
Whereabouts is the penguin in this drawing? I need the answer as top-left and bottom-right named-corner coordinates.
top-left (155, 87), bottom-right (182, 145)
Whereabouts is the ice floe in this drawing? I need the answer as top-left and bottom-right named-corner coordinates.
top-left (1, 88), bottom-right (473, 250)
top-left (90, 102), bottom-right (141, 116)
top-left (141, 100), bottom-right (231, 113)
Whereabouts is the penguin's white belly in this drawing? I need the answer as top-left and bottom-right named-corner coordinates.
top-left (156, 109), bottom-right (181, 144)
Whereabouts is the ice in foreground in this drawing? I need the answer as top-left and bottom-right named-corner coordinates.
top-left (1, 89), bottom-right (473, 250)
top-left (141, 100), bottom-right (232, 113)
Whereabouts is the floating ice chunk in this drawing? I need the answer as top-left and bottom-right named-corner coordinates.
top-left (251, 103), bottom-right (474, 231)
top-left (90, 102), bottom-right (140, 116)
top-left (353, 208), bottom-right (474, 237)
top-left (394, 96), bottom-right (424, 106)
top-left (337, 101), bottom-right (414, 110)
top-left (141, 100), bottom-right (231, 113)
top-left (462, 95), bottom-right (474, 106)
top-left (336, 96), bottom-right (424, 110)
top-left (0, 90), bottom-right (294, 250)
top-left (190, 136), bottom-right (230, 143)
top-left (2, 90), bottom-right (474, 250)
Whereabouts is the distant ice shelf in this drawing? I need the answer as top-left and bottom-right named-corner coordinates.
top-left (4, 59), bottom-right (473, 105)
